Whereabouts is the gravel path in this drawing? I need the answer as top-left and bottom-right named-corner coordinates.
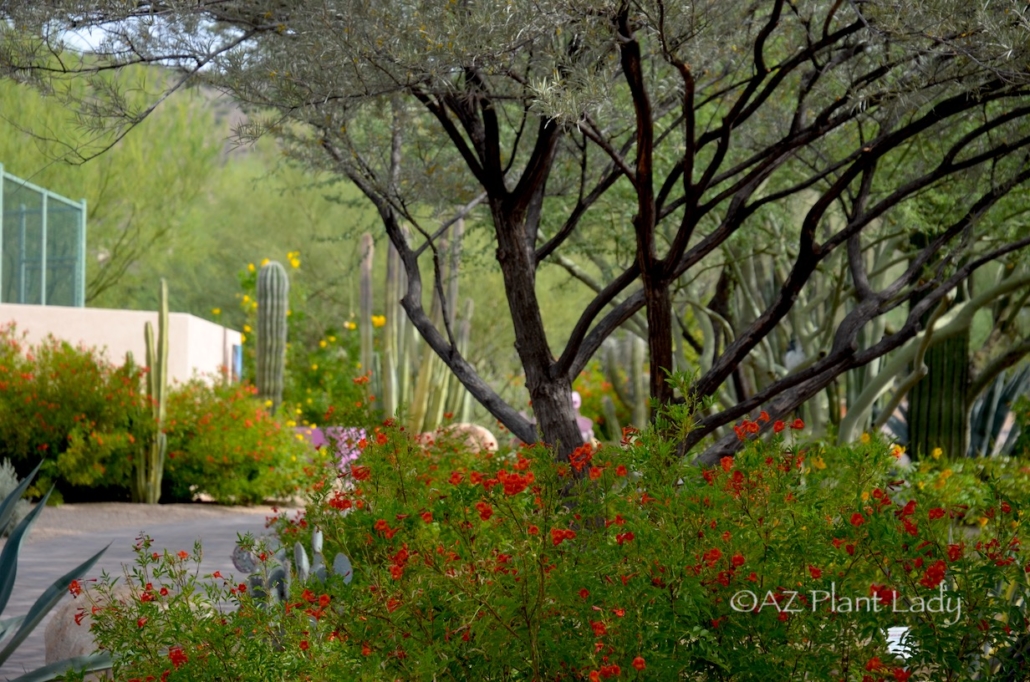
top-left (0, 503), bottom-right (297, 680)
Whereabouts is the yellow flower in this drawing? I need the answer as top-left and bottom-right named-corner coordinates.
top-left (306, 397), bottom-right (313, 404)
top-left (285, 419), bottom-right (296, 427)
top-left (295, 407), bottom-right (302, 415)
top-left (264, 399), bottom-right (273, 408)
top-left (941, 468), bottom-right (953, 479)
top-left (860, 432), bottom-right (871, 445)
top-left (931, 447), bottom-right (943, 460)
top-left (861, 491), bottom-right (870, 502)
top-left (311, 364), bottom-right (318, 371)
top-left (261, 258), bottom-right (270, 267)
top-left (319, 339), bottom-right (327, 348)
top-left (978, 517), bottom-right (990, 527)
top-left (812, 457), bottom-right (826, 470)
top-left (371, 314), bottom-right (386, 328)
top-left (890, 444), bottom-right (905, 459)
top-left (247, 263), bottom-right (256, 273)
top-left (243, 324), bottom-right (252, 333)
top-left (287, 310), bottom-right (291, 316)
top-left (328, 335), bottom-right (337, 342)
top-left (344, 321), bottom-right (357, 331)
top-left (242, 294), bottom-right (251, 304)
top-left (211, 308), bottom-right (221, 315)
top-left (290, 258), bottom-right (301, 269)
top-left (240, 333), bottom-right (247, 343)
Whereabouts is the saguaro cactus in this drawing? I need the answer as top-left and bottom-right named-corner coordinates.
top-left (256, 261), bottom-right (289, 415)
top-left (134, 278), bottom-right (169, 504)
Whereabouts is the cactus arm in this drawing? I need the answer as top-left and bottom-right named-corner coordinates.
top-left (359, 233), bottom-right (375, 383)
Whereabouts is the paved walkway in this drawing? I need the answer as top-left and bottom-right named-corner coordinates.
top-left (0, 505), bottom-right (288, 680)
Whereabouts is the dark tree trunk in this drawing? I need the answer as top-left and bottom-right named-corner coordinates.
top-left (493, 206), bottom-right (584, 460)
top-left (643, 276), bottom-right (674, 407)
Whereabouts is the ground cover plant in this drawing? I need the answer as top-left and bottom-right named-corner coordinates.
top-left (71, 411), bottom-right (1030, 681)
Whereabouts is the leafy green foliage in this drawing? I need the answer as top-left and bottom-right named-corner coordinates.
top-left (0, 323), bottom-right (147, 501)
top-left (161, 381), bottom-right (310, 505)
top-left (78, 416), bottom-right (1030, 680)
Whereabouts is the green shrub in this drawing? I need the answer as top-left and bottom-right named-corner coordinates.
top-left (79, 413), bottom-right (1030, 681)
top-left (162, 380), bottom-right (311, 504)
top-left (0, 323), bottom-right (147, 500)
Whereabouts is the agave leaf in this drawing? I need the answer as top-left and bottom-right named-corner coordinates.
top-left (0, 486), bottom-right (53, 617)
top-left (0, 544), bottom-right (108, 665)
top-left (0, 614), bottom-right (25, 642)
top-left (0, 461), bottom-right (42, 538)
top-left (311, 528), bottom-right (323, 554)
top-left (7, 652), bottom-right (113, 682)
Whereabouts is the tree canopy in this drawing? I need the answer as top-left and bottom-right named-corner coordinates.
top-left (4, 1), bottom-right (1030, 462)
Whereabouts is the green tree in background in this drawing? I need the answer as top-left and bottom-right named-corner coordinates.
top-left (0, 74), bottom-right (220, 304)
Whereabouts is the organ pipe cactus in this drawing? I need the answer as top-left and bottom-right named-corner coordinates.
top-left (133, 278), bottom-right (169, 505)
top-left (357, 227), bottom-right (474, 432)
top-left (256, 261), bottom-right (289, 415)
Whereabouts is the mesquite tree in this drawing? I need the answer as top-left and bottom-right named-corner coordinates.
top-left (5, 1), bottom-right (1030, 463)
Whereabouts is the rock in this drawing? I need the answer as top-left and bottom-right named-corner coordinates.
top-left (418, 424), bottom-right (499, 454)
top-left (44, 585), bottom-right (135, 678)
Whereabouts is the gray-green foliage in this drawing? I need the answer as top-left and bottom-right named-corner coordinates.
top-left (0, 462), bottom-right (111, 681)
top-left (256, 261), bottom-right (289, 415)
top-left (0, 460), bottom-right (29, 538)
top-left (233, 528), bottom-right (352, 606)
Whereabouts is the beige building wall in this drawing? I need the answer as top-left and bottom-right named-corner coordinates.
top-left (0, 303), bottom-right (242, 385)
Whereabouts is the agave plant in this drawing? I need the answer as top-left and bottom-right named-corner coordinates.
top-left (0, 462), bottom-right (112, 681)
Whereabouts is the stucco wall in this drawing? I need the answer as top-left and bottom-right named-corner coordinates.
top-left (0, 303), bottom-right (241, 385)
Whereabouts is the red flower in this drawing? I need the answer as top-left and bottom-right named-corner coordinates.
top-left (616, 531), bottom-right (635, 546)
top-left (790, 418), bottom-right (805, 430)
top-left (528, 525), bottom-right (539, 535)
top-left (551, 528), bottom-right (576, 546)
top-left (632, 656), bottom-right (646, 671)
top-left (299, 640), bottom-right (310, 651)
top-left (919, 560), bottom-right (947, 589)
top-left (387, 598), bottom-right (401, 613)
top-left (850, 513), bottom-right (865, 527)
top-left (448, 471), bottom-right (463, 485)
top-left (590, 620), bottom-right (607, 637)
top-left (589, 466), bottom-right (604, 480)
top-left (928, 508), bottom-right (946, 520)
top-left (474, 501), bottom-right (493, 521)
top-left (68, 580), bottom-right (82, 597)
top-left (893, 668), bottom-right (912, 682)
top-left (421, 511), bottom-right (433, 523)
top-left (773, 420), bottom-right (786, 433)
top-left (947, 543), bottom-right (964, 562)
top-left (808, 565), bottom-right (822, 579)
top-left (758, 410), bottom-right (770, 422)
top-left (350, 465), bottom-right (371, 481)
top-left (137, 617), bottom-right (147, 628)
top-left (703, 548), bottom-right (722, 567)
top-left (615, 465), bottom-right (628, 477)
top-left (731, 553), bottom-right (745, 567)
top-left (177, 550), bottom-right (189, 560)
top-left (866, 657), bottom-right (884, 672)
top-left (579, 588), bottom-right (590, 600)
top-left (168, 646), bottom-right (188, 669)
top-left (720, 456), bottom-right (733, 472)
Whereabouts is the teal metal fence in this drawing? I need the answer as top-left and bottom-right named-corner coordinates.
top-left (0, 163), bottom-right (86, 307)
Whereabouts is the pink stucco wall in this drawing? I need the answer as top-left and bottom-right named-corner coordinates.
top-left (0, 303), bottom-right (241, 384)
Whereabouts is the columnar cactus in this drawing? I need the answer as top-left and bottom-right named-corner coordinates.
top-left (256, 261), bottom-right (289, 415)
top-left (134, 278), bottom-right (169, 504)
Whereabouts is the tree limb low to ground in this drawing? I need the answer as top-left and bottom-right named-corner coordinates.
top-left (4, 1), bottom-right (1030, 463)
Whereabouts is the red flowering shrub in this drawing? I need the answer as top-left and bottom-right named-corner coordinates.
top-left (162, 380), bottom-right (310, 504)
top-left (81, 419), bottom-right (1030, 680)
